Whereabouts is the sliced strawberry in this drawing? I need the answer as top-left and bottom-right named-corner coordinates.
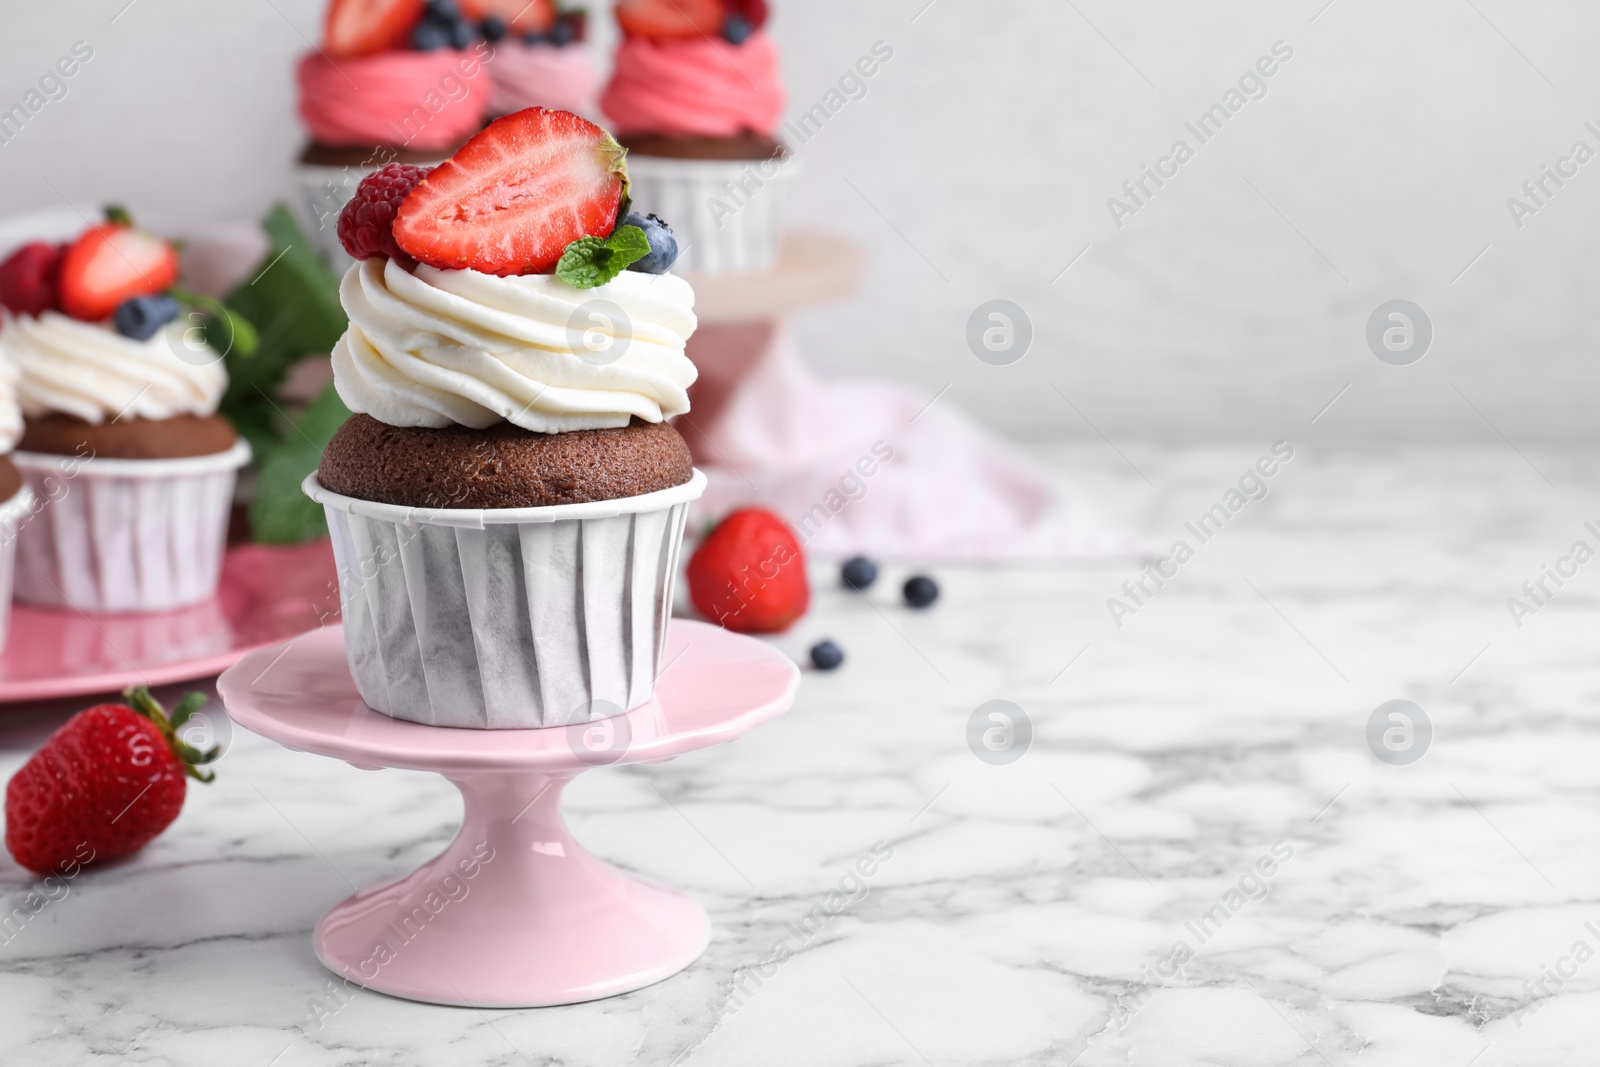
top-left (58, 218), bottom-right (180, 322)
top-left (394, 108), bottom-right (628, 276)
top-left (324, 0), bottom-right (425, 58)
top-left (460, 0), bottom-right (555, 34)
top-left (615, 0), bottom-right (723, 39)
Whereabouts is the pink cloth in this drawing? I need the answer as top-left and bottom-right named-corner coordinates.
top-left (601, 33), bottom-right (784, 139)
top-left (487, 42), bottom-right (597, 117)
top-left (296, 48), bottom-right (493, 151)
top-left (687, 329), bottom-right (1143, 562)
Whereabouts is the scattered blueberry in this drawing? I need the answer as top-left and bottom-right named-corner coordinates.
top-left (841, 556), bottom-right (878, 591)
top-left (447, 16), bottom-right (476, 48)
top-left (621, 212), bottom-right (680, 274)
top-left (425, 0), bottom-right (460, 19)
top-left (112, 295), bottom-right (180, 341)
top-left (479, 15), bottom-right (507, 41)
top-left (809, 640), bottom-right (844, 671)
top-left (547, 18), bottom-right (575, 45)
top-left (521, 30), bottom-right (546, 45)
top-left (722, 13), bottom-right (752, 44)
top-left (412, 20), bottom-right (450, 50)
top-left (903, 575), bottom-right (939, 609)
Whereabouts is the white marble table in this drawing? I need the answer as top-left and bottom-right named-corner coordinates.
top-left (3, 443), bottom-right (1598, 1066)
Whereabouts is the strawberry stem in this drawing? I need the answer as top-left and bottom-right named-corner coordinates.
top-left (104, 205), bottom-right (132, 227)
top-left (123, 686), bottom-right (220, 784)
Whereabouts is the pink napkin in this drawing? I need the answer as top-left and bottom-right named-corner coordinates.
top-left (681, 327), bottom-right (1143, 562)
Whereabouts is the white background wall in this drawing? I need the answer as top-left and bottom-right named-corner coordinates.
top-left (1, 1), bottom-right (1597, 443)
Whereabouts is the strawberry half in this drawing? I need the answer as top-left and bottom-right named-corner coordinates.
top-left (58, 211), bottom-right (180, 322)
top-left (615, 0), bottom-right (723, 39)
top-left (394, 108), bottom-right (628, 276)
top-left (324, 0), bottom-right (425, 58)
top-left (4, 688), bottom-right (218, 876)
top-left (686, 509), bottom-right (809, 634)
top-left (460, 0), bottom-right (555, 34)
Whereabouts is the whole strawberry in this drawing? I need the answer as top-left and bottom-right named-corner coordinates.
top-left (338, 163), bottom-right (430, 265)
top-left (687, 509), bottom-right (809, 633)
top-left (5, 688), bottom-right (217, 875)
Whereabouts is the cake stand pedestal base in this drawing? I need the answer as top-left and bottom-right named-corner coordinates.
top-left (218, 620), bottom-right (798, 1008)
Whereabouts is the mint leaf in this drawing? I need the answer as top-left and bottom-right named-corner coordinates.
top-left (248, 382), bottom-right (351, 544)
top-left (555, 225), bottom-right (651, 289)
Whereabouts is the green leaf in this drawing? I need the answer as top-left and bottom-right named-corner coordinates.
top-left (248, 381), bottom-right (351, 544)
top-left (221, 204), bottom-right (347, 413)
top-left (554, 225), bottom-right (651, 289)
top-left (169, 287), bottom-right (259, 360)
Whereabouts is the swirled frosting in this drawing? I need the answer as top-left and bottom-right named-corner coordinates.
top-left (601, 33), bottom-right (784, 139)
top-left (331, 258), bottom-right (698, 433)
top-left (488, 42), bottom-right (598, 117)
top-left (0, 348), bottom-right (20, 451)
top-left (1, 311), bottom-right (226, 424)
top-left (297, 48), bottom-right (493, 152)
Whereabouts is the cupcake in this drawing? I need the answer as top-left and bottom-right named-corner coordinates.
top-left (307, 107), bottom-right (704, 729)
top-left (0, 211), bottom-right (249, 614)
top-left (482, 3), bottom-right (598, 118)
top-left (295, 0), bottom-right (501, 264)
top-left (600, 0), bottom-right (790, 274)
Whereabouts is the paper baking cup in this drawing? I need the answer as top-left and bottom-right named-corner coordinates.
top-left (0, 485), bottom-right (34, 650)
top-left (624, 154), bottom-right (797, 276)
top-left (12, 442), bottom-right (250, 614)
top-left (306, 469), bottom-right (706, 729)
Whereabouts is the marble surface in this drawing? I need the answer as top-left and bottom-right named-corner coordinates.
top-left (4, 442), bottom-right (1600, 1066)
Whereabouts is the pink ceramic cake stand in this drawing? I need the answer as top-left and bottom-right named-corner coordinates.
top-left (216, 620), bottom-right (798, 1009)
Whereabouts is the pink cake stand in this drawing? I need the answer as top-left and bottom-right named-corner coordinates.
top-left (217, 620), bottom-right (798, 1009)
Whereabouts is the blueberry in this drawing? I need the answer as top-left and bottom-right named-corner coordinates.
top-left (412, 20), bottom-right (450, 50)
top-left (448, 16), bottom-right (476, 48)
top-left (425, 0), bottom-right (459, 19)
top-left (521, 30), bottom-right (546, 45)
top-left (479, 15), bottom-right (507, 41)
top-left (903, 575), bottom-right (939, 609)
top-left (809, 640), bottom-right (844, 671)
top-left (112, 295), bottom-right (179, 341)
top-left (620, 212), bottom-right (680, 274)
top-left (547, 18), bottom-right (575, 45)
top-left (841, 556), bottom-right (878, 591)
top-left (722, 13), bottom-right (752, 44)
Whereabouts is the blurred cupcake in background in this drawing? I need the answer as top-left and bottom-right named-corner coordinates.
top-left (478, 2), bottom-right (598, 118)
top-left (601, 0), bottom-right (791, 274)
top-left (295, 0), bottom-right (497, 264)
top-left (0, 209), bottom-right (249, 614)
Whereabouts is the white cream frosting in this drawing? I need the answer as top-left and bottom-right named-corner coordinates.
top-left (0, 350), bottom-right (20, 452)
top-left (1, 311), bottom-right (226, 424)
top-left (331, 258), bottom-right (698, 433)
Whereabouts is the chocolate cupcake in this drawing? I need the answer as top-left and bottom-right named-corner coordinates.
top-left (305, 108), bottom-right (704, 730)
top-left (0, 220), bottom-right (249, 614)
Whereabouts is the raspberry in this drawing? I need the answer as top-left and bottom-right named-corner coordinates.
top-left (0, 241), bottom-right (64, 317)
top-left (337, 163), bottom-right (430, 264)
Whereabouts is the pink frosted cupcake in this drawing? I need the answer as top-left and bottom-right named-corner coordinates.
top-left (601, 0), bottom-right (791, 274)
top-left (484, 5), bottom-right (598, 117)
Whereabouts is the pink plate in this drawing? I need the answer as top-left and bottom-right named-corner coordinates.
top-left (218, 620), bottom-right (798, 1008)
top-left (0, 540), bottom-right (339, 703)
